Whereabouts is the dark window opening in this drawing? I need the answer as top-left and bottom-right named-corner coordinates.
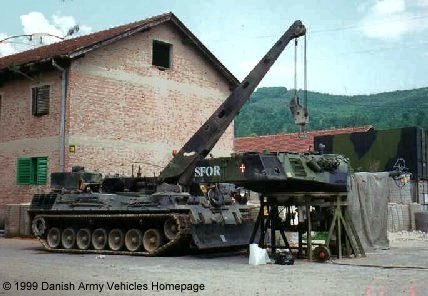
top-left (0, 94), bottom-right (2, 120)
top-left (32, 85), bottom-right (50, 116)
top-left (152, 40), bottom-right (172, 69)
top-left (16, 156), bottom-right (48, 185)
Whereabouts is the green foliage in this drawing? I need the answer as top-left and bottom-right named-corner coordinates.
top-left (235, 87), bottom-right (428, 137)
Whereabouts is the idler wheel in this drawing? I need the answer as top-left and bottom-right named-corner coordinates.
top-left (143, 229), bottom-right (164, 253)
top-left (164, 218), bottom-right (179, 241)
top-left (46, 227), bottom-right (61, 249)
top-left (32, 216), bottom-right (46, 237)
top-left (76, 228), bottom-right (92, 250)
top-left (61, 227), bottom-right (76, 249)
top-left (125, 229), bottom-right (143, 252)
top-left (92, 228), bottom-right (108, 250)
top-left (108, 228), bottom-right (124, 251)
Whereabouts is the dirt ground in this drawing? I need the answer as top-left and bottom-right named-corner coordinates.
top-left (0, 232), bottom-right (427, 296)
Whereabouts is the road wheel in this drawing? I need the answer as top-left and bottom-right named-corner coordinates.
top-left (125, 229), bottom-right (143, 252)
top-left (76, 228), bottom-right (91, 250)
top-left (108, 229), bottom-right (124, 251)
top-left (47, 227), bottom-right (61, 249)
top-left (92, 228), bottom-right (108, 250)
top-left (143, 228), bottom-right (164, 253)
top-left (164, 218), bottom-right (179, 241)
top-left (61, 227), bottom-right (76, 249)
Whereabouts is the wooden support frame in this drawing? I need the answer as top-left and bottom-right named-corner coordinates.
top-left (249, 192), bottom-right (365, 260)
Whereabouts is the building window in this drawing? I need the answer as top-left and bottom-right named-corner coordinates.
top-left (32, 85), bottom-right (50, 116)
top-left (152, 40), bottom-right (172, 69)
top-left (0, 94), bottom-right (2, 120)
top-left (16, 157), bottom-right (48, 185)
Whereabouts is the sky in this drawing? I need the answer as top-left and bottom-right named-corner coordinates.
top-left (1, 0), bottom-right (428, 95)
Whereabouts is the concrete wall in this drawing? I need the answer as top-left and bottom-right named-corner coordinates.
top-left (66, 22), bottom-right (234, 177)
top-left (0, 22), bottom-right (235, 225)
top-left (4, 204), bottom-right (31, 237)
top-left (387, 179), bottom-right (421, 232)
top-left (0, 71), bottom-right (62, 225)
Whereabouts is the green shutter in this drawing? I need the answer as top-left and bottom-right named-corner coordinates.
top-left (36, 157), bottom-right (48, 185)
top-left (17, 158), bottom-right (33, 184)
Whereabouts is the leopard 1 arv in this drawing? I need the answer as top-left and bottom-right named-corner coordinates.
top-left (29, 167), bottom-right (253, 255)
top-left (29, 20), bottom-right (307, 255)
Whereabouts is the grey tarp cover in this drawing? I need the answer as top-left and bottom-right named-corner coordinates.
top-left (347, 172), bottom-right (390, 250)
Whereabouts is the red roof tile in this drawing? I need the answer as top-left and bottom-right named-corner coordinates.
top-left (234, 126), bottom-right (373, 153)
top-left (0, 13), bottom-right (168, 69)
top-left (0, 12), bottom-right (239, 86)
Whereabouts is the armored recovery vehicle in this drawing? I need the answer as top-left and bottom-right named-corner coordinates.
top-left (29, 20), bottom-right (307, 255)
top-left (30, 168), bottom-right (253, 255)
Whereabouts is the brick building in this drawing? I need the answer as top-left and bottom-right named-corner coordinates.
top-left (0, 12), bottom-right (239, 225)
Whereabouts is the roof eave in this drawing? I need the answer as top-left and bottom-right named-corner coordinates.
top-left (69, 14), bottom-right (172, 59)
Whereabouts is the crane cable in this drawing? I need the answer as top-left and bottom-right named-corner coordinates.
top-left (293, 37), bottom-right (307, 106)
top-left (304, 34), bottom-right (308, 113)
top-left (291, 34), bottom-right (309, 137)
top-left (294, 39), bottom-right (298, 98)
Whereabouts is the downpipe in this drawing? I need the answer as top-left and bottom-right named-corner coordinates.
top-left (51, 59), bottom-right (68, 172)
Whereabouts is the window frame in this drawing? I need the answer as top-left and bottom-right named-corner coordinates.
top-left (31, 84), bottom-right (50, 117)
top-left (152, 40), bottom-right (173, 70)
top-left (16, 156), bottom-right (48, 185)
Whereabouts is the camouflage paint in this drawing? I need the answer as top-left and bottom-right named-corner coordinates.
top-left (315, 127), bottom-right (427, 179)
top-left (193, 152), bottom-right (349, 193)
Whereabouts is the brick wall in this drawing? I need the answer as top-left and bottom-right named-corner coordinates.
top-left (0, 71), bottom-right (62, 224)
top-left (66, 22), bottom-right (234, 176)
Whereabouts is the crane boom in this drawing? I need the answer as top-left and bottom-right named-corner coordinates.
top-left (159, 20), bottom-right (306, 185)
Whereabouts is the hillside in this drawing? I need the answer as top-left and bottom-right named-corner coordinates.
top-left (234, 87), bottom-right (428, 137)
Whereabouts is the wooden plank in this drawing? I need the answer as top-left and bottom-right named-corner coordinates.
top-left (337, 196), bottom-right (342, 259)
top-left (326, 209), bottom-right (337, 246)
top-left (339, 214), bottom-right (360, 256)
top-left (344, 210), bottom-right (366, 257)
top-left (306, 197), bottom-right (312, 261)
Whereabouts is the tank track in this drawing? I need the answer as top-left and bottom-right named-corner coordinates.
top-left (33, 213), bottom-right (192, 256)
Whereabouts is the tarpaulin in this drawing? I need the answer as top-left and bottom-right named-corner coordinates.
top-left (348, 172), bottom-right (390, 250)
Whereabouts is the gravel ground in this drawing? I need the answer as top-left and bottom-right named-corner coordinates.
top-left (0, 235), bottom-right (427, 296)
